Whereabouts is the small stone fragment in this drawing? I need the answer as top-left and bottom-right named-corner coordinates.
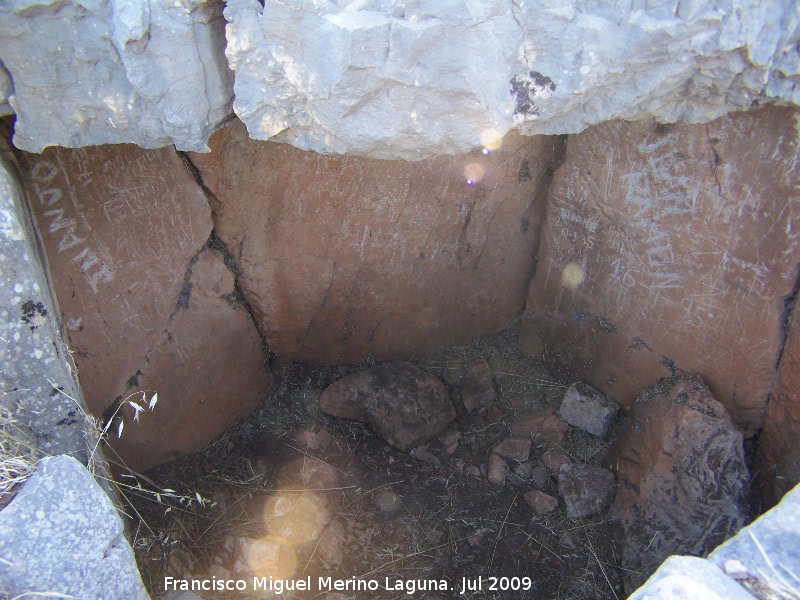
top-left (491, 436), bottom-right (531, 462)
top-left (558, 463), bottom-right (616, 519)
top-left (232, 537), bottom-right (296, 579)
top-left (438, 430), bottom-right (462, 454)
top-left (465, 465), bottom-right (482, 478)
top-left (524, 490), bottom-right (559, 515)
top-left (411, 445), bottom-right (441, 466)
top-left (511, 408), bottom-right (568, 450)
top-left (513, 460), bottom-right (535, 479)
top-left (262, 491), bottom-right (331, 544)
top-left (296, 459), bottom-right (341, 490)
top-left (317, 519), bottom-right (346, 567)
top-left (293, 424), bottom-right (333, 452)
top-left (514, 462), bottom-right (550, 490)
top-left (461, 358), bottom-right (497, 413)
top-left (487, 454), bottom-right (510, 484)
top-left (559, 382), bottom-right (620, 437)
top-left (372, 488), bottom-right (402, 516)
top-left (559, 531), bottom-right (577, 549)
top-left (486, 404), bottom-right (506, 424)
top-left (319, 361), bottom-right (455, 452)
top-left (539, 451), bottom-right (570, 473)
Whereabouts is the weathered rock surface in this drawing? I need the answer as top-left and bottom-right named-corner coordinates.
top-left (231, 536), bottom-right (296, 580)
top-left (627, 556), bottom-right (757, 600)
top-left (514, 462), bottom-right (549, 490)
top-left (319, 362), bottom-right (455, 452)
top-left (317, 519), bottom-right (347, 568)
top-left (538, 451), bottom-right (569, 473)
top-left (460, 358), bottom-right (497, 413)
top-left (487, 453), bottom-right (510, 485)
top-left (411, 444), bottom-right (441, 466)
top-left (438, 430), bottom-right (461, 455)
top-left (262, 491), bottom-right (331, 545)
top-left (0, 1), bottom-right (797, 157)
top-left (511, 407), bottom-right (568, 451)
top-left (560, 382), bottom-right (619, 438)
top-left (557, 463), bottom-right (616, 519)
top-left (189, 120), bottom-right (563, 363)
top-left (520, 106), bottom-right (800, 437)
top-left (0, 139), bottom-right (90, 466)
top-left (524, 490), bottom-right (558, 516)
top-left (13, 142), bottom-right (272, 472)
top-left (0, 455), bottom-right (148, 600)
top-left (604, 376), bottom-right (749, 593)
top-left (491, 436), bottom-right (531, 462)
top-left (0, 64), bottom-right (12, 116)
top-left (0, 0), bottom-right (232, 153)
top-left (709, 482), bottom-right (800, 600)
top-left (224, 0), bottom-right (800, 159)
top-left (753, 297), bottom-right (800, 509)
top-left (293, 424), bottom-right (334, 453)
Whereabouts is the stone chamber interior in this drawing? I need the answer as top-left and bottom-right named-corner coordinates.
top-left (1, 103), bottom-right (799, 600)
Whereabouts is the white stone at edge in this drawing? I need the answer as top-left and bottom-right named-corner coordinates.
top-left (0, 0), bottom-right (799, 158)
top-left (0, 0), bottom-right (233, 153)
top-left (627, 556), bottom-right (757, 600)
top-left (224, 0), bottom-right (800, 159)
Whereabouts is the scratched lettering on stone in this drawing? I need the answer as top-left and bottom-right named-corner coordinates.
top-left (30, 159), bottom-right (114, 293)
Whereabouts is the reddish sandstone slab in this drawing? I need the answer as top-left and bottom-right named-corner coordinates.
top-left (190, 120), bottom-right (565, 363)
top-left (16, 144), bottom-right (271, 471)
top-left (520, 106), bottom-right (800, 436)
top-left (754, 299), bottom-right (800, 508)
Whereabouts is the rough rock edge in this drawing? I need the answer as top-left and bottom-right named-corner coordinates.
top-left (1, 1), bottom-right (800, 158)
top-left (629, 482), bottom-right (800, 599)
top-left (0, 138), bottom-right (113, 497)
top-left (0, 455), bottom-right (149, 600)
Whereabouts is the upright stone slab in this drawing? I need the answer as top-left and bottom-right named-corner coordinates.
top-left (0, 139), bottom-right (90, 468)
top-left (754, 297), bottom-right (800, 508)
top-left (604, 376), bottom-right (749, 593)
top-left (189, 120), bottom-right (564, 363)
top-left (13, 142), bottom-right (272, 472)
top-left (0, 455), bottom-right (149, 600)
top-left (520, 106), bottom-right (800, 436)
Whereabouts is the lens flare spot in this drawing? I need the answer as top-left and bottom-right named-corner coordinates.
top-left (464, 162), bottom-right (485, 185)
top-left (263, 490), bottom-right (331, 545)
top-left (480, 128), bottom-right (503, 152)
top-left (562, 262), bottom-right (585, 289)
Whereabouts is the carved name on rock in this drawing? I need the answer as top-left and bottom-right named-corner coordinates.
top-left (520, 106), bottom-right (800, 437)
top-left (14, 143), bottom-right (271, 472)
top-left (189, 120), bottom-right (564, 363)
top-left (603, 376), bottom-right (749, 594)
top-left (319, 362), bottom-right (455, 453)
